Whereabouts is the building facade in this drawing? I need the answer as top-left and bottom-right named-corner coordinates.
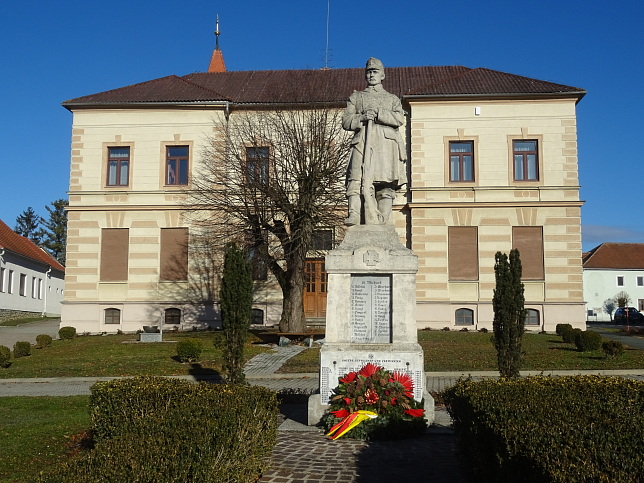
top-left (0, 220), bottom-right (65, 319)
top-left (583, 243), bottom-right (644, 321)
top-left (61, 64), bottom-right (587, 333)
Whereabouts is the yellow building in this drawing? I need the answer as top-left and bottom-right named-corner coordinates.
top-left (61, 63), bottom-right (586, 333)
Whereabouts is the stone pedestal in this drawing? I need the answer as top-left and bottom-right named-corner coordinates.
top-left (308, 225), bottom-right (434, 425)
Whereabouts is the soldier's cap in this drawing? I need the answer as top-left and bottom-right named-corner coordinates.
top-left (365, 57), bottom-right (384, 70)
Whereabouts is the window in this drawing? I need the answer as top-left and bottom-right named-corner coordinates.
top-left (0, 267), bottom-right (4, 292)
top-left (245, 147), bottom-right (269, 187)
top-left (252, 308), bottom-right (264, 325)
top-left (455, 308), bottom-right (474, 325)
top-left (637, 276), bottom-right (643, 287)
top-left (164, 308), bottom-right (181, 325)
top-left (513, 140), bottom-right (539, 181)
top-left (525, 309), bottom-right (540, 326)
top-left (512, 227), bottom-right (544, 280)
top-left (100, 229), bottom-right (129, 281)
top-left (166, 146), bottom-right (189, 185)
top-left (449, 141), bottom-right (474, 182)
top-left (104, 308), bottom-right (121, 324)
top-left (7, 270), bottom-right (13, 294)
top-left (311, 229), bottom-right (334, 251)
top-left (107, 147), bottom-right (130, 186)
top-left (160, 228), bottom-right (189, 281)
top-left (448, 227), bottom-right (478, 280)
top-left (617, 276), bottom-right (624, 287)
top-left (31, 277), bottom-right (37, 298)
top-left (19, 274), bottom-right (27, 296)
top-left (38, 279), bottom-right (43, 299)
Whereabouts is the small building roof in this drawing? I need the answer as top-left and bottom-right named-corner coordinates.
top-left (0, 219), bottom-right (65, 272)
top-left (62, 65), bottom-right (585, 109)
top-left (582, 243), bottom-right (644, 270)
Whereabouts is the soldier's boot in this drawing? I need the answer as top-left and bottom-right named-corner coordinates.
top-left (376, 189), bottom-right (394, 224)
top-left (344, 195), bottom-right (361, 226)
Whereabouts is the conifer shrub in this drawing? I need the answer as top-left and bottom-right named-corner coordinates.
top-left (219, 243), bottom-right (253, 384)
top-left (176, 338), bottom-right (203, 362)
top-left (58, 326), bottom-right (76, 340)
top-left (0, 345), bottom-right (11, 368)
top-left (492, 249), bottom-right (525, 378)
top-left (574, 330), bottom-right (603, 352)
top-left (555, 323), bottom-right (573, 336)
top-left (443, 376), bottom-right (644, 482)
top-left (13, 341), bottom-right (31, 358)
top-left (602, 339), bottom-right (625, 358)
top-left (36, 334), bottom-right (53, 349)
top-left (41, 377), bottom-right (278, 482)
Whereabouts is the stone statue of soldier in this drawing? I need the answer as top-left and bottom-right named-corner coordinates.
top-left (342, 57), bottom-right (407, 226)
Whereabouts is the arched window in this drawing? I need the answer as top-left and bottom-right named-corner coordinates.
top-left (165, 308), bottom-right (181, 325)
top-left (455, 308), bottom-right (474, 326)
top-left (525, 309), bottom-right (540, 326)
top-left (251, 308), bottom-right (264, 325)
top-left (105, 308), bottom-right (121, 324)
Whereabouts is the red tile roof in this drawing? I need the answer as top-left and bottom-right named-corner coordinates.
top-left (62, 65), bottom-right (585, 108)
top-left (583, 243), bottom-right (644, 269)
top-left (0, 220), bottom-right (65, 272)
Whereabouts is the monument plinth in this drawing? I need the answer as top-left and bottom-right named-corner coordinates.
top-left (308, 225), bottom-right (434, 424)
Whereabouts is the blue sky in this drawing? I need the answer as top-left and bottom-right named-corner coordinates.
top-left (2, 0), bottom-right (643, 251)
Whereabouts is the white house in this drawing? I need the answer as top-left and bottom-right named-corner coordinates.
top-left (582, 243), bottom-right (644, 321)
top-left (0, 220), bottom-right (65, 319)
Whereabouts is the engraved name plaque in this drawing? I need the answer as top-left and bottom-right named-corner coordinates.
top-left (350, 275), bottom-right (392, 343)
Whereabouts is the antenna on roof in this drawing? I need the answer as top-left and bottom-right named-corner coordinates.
top-left (324, 0), bottom-right (330, 69)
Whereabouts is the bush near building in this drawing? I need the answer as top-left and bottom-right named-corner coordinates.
top-left (40, 377), bottom-right (278, 482)
top-left (13, 341), bottom-right (31, 358)
top-left (443, 376), bottom-right (644, 482)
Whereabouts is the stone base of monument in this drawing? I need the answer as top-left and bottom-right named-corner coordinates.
top-left (307, 342), bottom-right (435, 426)
top-left (306, 224), bottom-right (435, 427)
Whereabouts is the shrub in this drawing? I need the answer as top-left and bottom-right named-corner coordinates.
top-left (602, 340), bottom-right (625, 358)
top-left (0, 345), bottom-right (11, 368)
top-left (13, 341), bottom-right (31, 358)
top-left (58, 326), bottom-right (76, 340)
top-left (443, 376), bottom-right (644, 482)
top-left (574, 330), bottom-right (603, 352)
top-left (42, 377), bottom-right (278, 482)
top-left (555, 323), bottom-right (573, 336)
top-left (176, 338), bottom-right (203, 362)
top-left (220, 243), bottom-right (253, 384)
top-left (36, 334), bottom-right (53, 349)
top-left (561, 327), bottom-right (581, 344)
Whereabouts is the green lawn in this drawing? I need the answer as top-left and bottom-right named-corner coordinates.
top-left (0, 396), bottom-right (90, 483)
top-left (278, 331), bottom-right (644, 373)
top-left (0, 317), bottom-right (58, 327)
top-left (0, 331), bottom-right (268, 379)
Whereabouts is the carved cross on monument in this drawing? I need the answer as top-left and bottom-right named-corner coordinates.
top-left (363, 250), bottom-right (379, 266)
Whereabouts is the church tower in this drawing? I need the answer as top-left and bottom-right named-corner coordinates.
top-left (207, 15), bottom-right (226, 73)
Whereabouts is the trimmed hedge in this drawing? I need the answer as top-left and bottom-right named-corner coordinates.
top-left (555, 323), bottom-right (572, 336)
top-left (36, 334), bottom-right (53, 349)
top-left (40, 377), bottom-right (278, 482)
top-left (0, 345), bottom-right (11, 368)
top-left (574, 330), bottom-right (602, 352)
top-left (443, 376), bottom-right (644, 482)
top-left (602, 339), bottom-right (625, 357)
top-left (13, 341), bottom-right (31, 358)
top-left (58, 326), bottom-right (76, 340)
top-left (176, 338), bottom-right (203, 362)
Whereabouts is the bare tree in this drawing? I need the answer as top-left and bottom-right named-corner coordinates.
top-left (614, 291), bottom-right (632, 308)
top-left (602, 298), bottom-right (616, 321)
top-left (188, 107), bottom-right (351, 332)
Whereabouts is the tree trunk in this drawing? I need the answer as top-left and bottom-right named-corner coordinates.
top-left (279, 266), bottom-right (307, 333)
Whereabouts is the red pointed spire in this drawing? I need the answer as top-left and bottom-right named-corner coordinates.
top-left (208, 15), bottom-right (226, 73)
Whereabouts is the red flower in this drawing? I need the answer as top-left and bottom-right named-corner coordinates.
top-left (391, 371), bottom-right (414, 398)
top-left (343, 397), bottom-right (351, 405)
top-left (391, 398), bottom-right (397, 405)
top-left (404, 408), bottom-right (425, 418)
top-left (340, 371), bottom-right (357, 383)
top-left (358, 363), bottom-right (383, 378)
top-left (330, 409), bottom-right (350, 419)
top-left (364, 388), bottom-right (380, 405)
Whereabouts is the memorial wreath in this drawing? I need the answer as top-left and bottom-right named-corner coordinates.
top-left (323, 363), bottom-right (427, 440)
